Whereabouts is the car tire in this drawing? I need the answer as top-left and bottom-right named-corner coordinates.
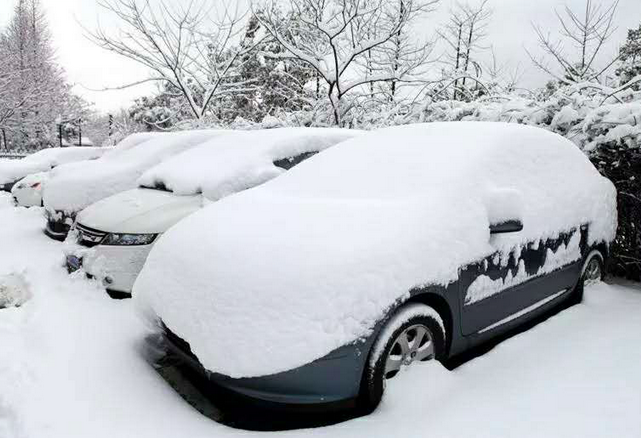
top-left (358, 303), bottom-right (446, 414)
top-left (570, 251), bottom-right (604, 304)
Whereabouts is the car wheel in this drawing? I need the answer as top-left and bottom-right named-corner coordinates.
top-left (582, 253), bottom-right (603, 286)
top-left (358, 303), bottom-right (445, 414)
top-left (570, 252), bottom-right (604, 304)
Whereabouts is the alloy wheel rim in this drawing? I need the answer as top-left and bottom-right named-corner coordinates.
top-left (584, 258), bottom-right (602, 285)
top-left (384, 324), bottom-right (434, 379)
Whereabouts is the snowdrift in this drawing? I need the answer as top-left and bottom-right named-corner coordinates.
top-left (134, 122), bottom-right (617, 378)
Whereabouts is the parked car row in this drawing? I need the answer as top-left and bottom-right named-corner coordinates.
top-left (3, 122), bottom-right (617, 415)
top-left (0, 146), bottom-right (109, 205)
top-left (63, 127), bottom-right (356, 296)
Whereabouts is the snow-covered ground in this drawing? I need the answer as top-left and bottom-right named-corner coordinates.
top-left (0, 192), bottom-right (639, 438)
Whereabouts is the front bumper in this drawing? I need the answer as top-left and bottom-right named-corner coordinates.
top-left (158, 325), bottom-right (372, 409)
top-left (66, 243), bottom-right (154, 294)
top-left (44, 210), bottom-right (74, 241)
top-left (12, 186), bottom-right (42, 208)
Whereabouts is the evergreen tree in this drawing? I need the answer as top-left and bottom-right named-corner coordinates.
top-left (1, 0), bottom-right (75, 149)
top-left (616, 24), bottom-right (641, 89)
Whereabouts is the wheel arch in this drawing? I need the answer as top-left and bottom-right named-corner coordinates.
top-left (405, 291), bottom-right (454, 357)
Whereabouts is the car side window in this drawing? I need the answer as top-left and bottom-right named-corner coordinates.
top-left (273, 151), bottom-right (319, 170)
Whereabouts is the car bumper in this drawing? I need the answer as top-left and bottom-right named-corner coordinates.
top-left (66, 243), bottom-right (154, 294)
top-left (44, 210), bottom-right (74, 241)
top-left (0, 181), bottom-right (17, 192)
top-left (158, 325), bottom-right (372, 409)
top-left (11, 186), bottom-right (42, 207)
top-left (45, 220), bottom-right (70, 241)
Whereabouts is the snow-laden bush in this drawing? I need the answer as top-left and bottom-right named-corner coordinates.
top-left (0, 273), bottom-right (31, 309)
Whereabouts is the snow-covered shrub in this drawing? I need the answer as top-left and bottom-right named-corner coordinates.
top-left (0, 273), bottom-right (31, 309)
top-left (589, 145), bottom-right (641, 280)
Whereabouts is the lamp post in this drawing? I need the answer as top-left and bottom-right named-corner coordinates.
top-left (55, 115), bottom-right (63, 148)
top-left (78, 118), bottom-right (82, 147)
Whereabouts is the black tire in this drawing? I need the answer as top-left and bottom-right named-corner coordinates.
top-left (358, 303), bottom-right (446, 414)
top-left (570, 252), bottom-right (604, 304)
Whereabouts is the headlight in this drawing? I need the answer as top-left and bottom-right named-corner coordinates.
top-left (102, 233), bottom-right (157, 246)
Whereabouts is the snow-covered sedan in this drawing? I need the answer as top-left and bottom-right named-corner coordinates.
top-left (65, 128), bottom-right (358, 297)
top-left (43, 130), bottom-right (226, 241)
top-left (133, 122), bottom-right (617, 412)
top-left (0, 146), bottom-right (108, 194)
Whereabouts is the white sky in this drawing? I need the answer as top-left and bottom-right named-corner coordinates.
top-left (0, 0), bottom-right (639, 114)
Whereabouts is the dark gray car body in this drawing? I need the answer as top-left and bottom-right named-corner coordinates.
top-left (161, 223), bottom-right (607, 409)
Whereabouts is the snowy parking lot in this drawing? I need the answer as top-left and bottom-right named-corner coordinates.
top-left (0, 192), bottom-right (640, 438)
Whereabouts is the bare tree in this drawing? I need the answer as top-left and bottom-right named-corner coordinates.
top-left (86, 0), bottom-right (264, 121)
top-left (254, 0), bottom-right (439, 125)
top-left (438, 0), bottom-right (491, 100)
top-left (528, 0), bottom-right (620, 85)
top-left (484, 47), bottom-right (523, 94)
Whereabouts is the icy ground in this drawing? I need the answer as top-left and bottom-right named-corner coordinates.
top-left (0, 193), bottom-right (639, 438)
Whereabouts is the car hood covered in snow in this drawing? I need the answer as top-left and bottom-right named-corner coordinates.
top-left (43, 130), bottom-right (227, 214)
top-left (133, 122), bottom-right (617, 379)
top-left (76, 188), bottom-right (203, 234)
top-left (0, 146), bottom-right (108, 185)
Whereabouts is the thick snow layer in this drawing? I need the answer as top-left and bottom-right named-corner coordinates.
top-left (134, 122), bottom-right (617, 378)
top-left (43, 130), bottom-right (227, 214)
top-left (0, 194), bottom-right (639, 438)
top-left (0, 147), bottom-right (107, 185)
top-left (137, 128), bottom-right (358, 201)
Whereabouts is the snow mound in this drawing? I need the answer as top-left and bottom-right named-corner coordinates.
top-left (134, 122), bottom-right (617, 378)
top-left (137, 128), bottom-right (358, 201)
top-left (0, 147), bottom-right (108, 185)
top-left (43, 130), bottom-right (227, 214)
top-left (0, 273), bottom-right (31, 309)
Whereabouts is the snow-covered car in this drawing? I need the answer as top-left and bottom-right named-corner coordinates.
top-left (0, 146), bottom-right (108, 193)
top-left (133, 122), bottom-right (617, 412)
top-left (11, 171), bottom-right (49, 207)
top-left (65, 128), bottom-right (358, 297)
top-left (43, 130), bottom-right (227, 241)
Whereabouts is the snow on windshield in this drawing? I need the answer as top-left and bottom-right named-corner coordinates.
top-left (137, 128), bottom-right (358, 201)
top-left (43, 130), bottom-right (227, 214)
top-left (133, 122), bottom-right (617, 379)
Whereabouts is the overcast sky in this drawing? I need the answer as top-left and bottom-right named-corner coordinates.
top-left (1, 0), bottom-right (639, 113)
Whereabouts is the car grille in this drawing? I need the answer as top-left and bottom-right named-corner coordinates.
top-left (76, 223), bottom-right (108, 247)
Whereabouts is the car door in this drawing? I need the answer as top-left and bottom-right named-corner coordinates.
top-left (459, 228), bottom-right (583, 336)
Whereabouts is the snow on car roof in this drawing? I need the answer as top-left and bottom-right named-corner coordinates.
top-left (44, 130), bottom-right (228, 213)
top-left (137, 127), bottom-right (359, 201)
top-left (133, 122), bottom-right (617, 379)
top-left (0, 147), bottom-right (108, 185)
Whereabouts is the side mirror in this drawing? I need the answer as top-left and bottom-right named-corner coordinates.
top-left (486, 188), bottom-right (524, 235)
top-left (490, 220), bottom-right (523, 234)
